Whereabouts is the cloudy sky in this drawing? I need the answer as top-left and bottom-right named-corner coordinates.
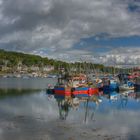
top-left (0, 0), bottom-right (140, 65)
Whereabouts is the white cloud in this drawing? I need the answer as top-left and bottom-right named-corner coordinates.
top-left (0, 0), bottom-right (140, 62)
top-left (99, 47), bottom-right (140, 66)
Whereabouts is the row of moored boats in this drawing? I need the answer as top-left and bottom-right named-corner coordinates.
top-left (47, 73), bottom-right (140, 98)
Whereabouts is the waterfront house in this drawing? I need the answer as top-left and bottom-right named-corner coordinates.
top-left (42, 66), bottom-right (54, 72)
top-left (30, 66), bottom-right (40, 71)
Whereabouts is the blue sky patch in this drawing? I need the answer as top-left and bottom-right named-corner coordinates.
top-left (73, 35), bottom-right (140, 53)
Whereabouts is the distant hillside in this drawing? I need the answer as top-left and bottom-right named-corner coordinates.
top-left (0, 49), bottom-right (50, 66)
top-left (0, 49), bottom-right (69, 69)
top-left (0, 49), bottom-right (122, 74)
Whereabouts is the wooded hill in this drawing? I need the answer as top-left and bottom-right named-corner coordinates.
top-left (0, 49), bottom-right (123, 74)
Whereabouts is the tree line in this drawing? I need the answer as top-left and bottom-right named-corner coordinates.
top-left (0, 49), bottom-right (127, 74)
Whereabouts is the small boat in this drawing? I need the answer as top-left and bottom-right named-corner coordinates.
top-left (102, 78), bottom-right (119, 92)
top-left (119, 81), bottom-right (134, 91)
top-left (46, 84), bottom-right (55, 95)
top-left (119, 84), bottom-right (134, 91)
top-left (47, 74), bottom-right (58, 78)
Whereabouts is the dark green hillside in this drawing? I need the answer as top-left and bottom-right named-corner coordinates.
top-left (0, 49), bottom-right (126, 74)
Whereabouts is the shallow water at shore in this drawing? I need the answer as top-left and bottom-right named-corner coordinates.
top-left (0, 78), bottom-right (140, 140)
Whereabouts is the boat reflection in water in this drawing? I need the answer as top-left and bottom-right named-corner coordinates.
top-left (102, 90), bottom-right (140, 109)
top-left (46, 88), bottom-right (140, 123)
top-left (47, 90), bottom-right (102, 122)
top-left (56, 96), bottom-right (73, 120)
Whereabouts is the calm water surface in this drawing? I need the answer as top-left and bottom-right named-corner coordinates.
top-left (0, 77), bottom-right (57, 89)
top-left (0, 78), bottom-right (140, 140)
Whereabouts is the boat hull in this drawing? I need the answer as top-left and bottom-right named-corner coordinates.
top-left (72, 87), bottom-right (89, 97)
top-left (54, 87), bottom-right (99, 97)
top-left (72, 87), bottom-right (99, 97)
top-left (103, 84), bottom-right (119, 93)
top-left (46, 89), bottom-right (54, 95)
top-left (134, 84), bottom-right (140, 92)
top-left (54, 87), bottom-right (71, 97)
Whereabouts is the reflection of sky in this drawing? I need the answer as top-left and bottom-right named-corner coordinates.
top-left (0, 91), bottom-right (58, 120)
top-left (0, 78), bottom-right (57, 89)
top-left (98, 96), bottom-right (140, 112)
top-left (0, 90), bottom-right (140, 139)
top-left (0, 90), bottom-right (140, 120)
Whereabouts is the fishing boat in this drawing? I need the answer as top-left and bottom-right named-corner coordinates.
top-left (50, 73), bottom-right (99, 98)
top-left (119, 81), bottom-right (134, 91)
top-left (134, 77), bottom-right (140, 92)
top-left (71, 75), bottom-right (99, 97)
top-left (102, 77), bottom-right (119, 92)
top-left (117, 73), bottom-right (130, 84)
top-left (119, 84), bottom-right (134, 91)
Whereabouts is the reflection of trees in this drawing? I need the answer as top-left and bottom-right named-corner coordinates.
top-left (0, 89), bottom-right (40, 99)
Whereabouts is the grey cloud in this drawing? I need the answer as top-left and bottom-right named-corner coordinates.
top-left (0, 0), bottom-right (140, 61)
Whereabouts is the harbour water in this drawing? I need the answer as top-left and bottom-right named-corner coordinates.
top-left (0, 78), bottom-right (140, 140)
